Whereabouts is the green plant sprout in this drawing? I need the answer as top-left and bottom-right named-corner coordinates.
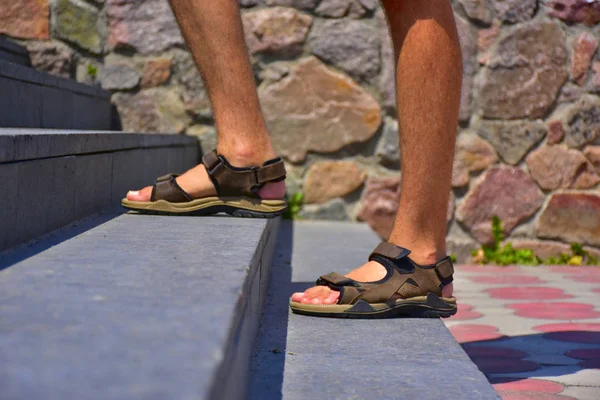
top-left (283, 192), bottom-right (304, 220)
top-left (471, 216), bottom-right (598, 266)
top-left (87, 64), bottom-right (98, 80)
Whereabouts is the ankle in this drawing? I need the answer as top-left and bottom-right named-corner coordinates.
top-left (217, 142), bottom-right (276, 167)
top-left (387, 240), bottom-right (446, 265)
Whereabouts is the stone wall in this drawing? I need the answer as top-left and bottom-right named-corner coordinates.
top-left (2, 0), bottom-right (600, 261)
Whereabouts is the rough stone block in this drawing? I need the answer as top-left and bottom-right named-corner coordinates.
top-left (0, 163), bottom-right (19, 250)
top-left (0, 77), bottom-right (43, 128)
top-left (73, 153), bottom-right (113, 220)
top-left (0, 214), bottom-right (279, 399)
top-left (13, 157), bottom-right (76, 250)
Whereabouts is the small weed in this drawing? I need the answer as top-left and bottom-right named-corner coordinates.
top-left (87, 64), bottom-right (98, 80)
top-left (283, 192), bottom-right (304, 220)
top-left (471, 216), bottom-right (598, 266)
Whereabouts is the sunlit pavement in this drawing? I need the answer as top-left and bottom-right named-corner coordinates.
top-left (445, 265), bottom-right (600, 400)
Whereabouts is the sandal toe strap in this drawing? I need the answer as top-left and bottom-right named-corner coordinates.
top-left (151, 174), bottom-right (193, 203)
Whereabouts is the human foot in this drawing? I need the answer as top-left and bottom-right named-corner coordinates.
top-left (291, 244), bottom-right (454, 306)
top-left (126, 150), bottom-right (286, 202)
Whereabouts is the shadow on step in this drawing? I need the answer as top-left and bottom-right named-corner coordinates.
top-left (248, 221), bottom-right (312, 400)
top-left (460, 331), bottom-right (600, 387)
top-left (0, 210), bottom-right (121, 272)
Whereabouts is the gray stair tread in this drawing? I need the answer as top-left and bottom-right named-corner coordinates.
top-left (0, 59), bottom-right (108, 99)
top-left (0, 214), bottom-right (271, 400)
top-left (0, 128), bottom-right (197, 163)
top-left (249, 221), bottom-right (499, 400)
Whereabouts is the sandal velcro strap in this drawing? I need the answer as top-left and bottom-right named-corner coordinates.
top-left (317, 272), bottom-right (357, 287)
top-left (369, 242), bottom-right (411, 261)
top-left (434, 257), bottom-right (454, 285)
top-left (151, 174), bottom-right (193, 203)
top-left (202, 150), bottom-right (286, 197)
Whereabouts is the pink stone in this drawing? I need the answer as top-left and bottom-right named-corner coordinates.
top-left (547, 121), bottom-right (565, 144)
top-left (584, 145), bottom-right (600, 174)
top-left (452, 132), bottom-right (498, 188)
top-left (242, 7), bottom-right (312, 56)
top-left (477, 22), bottom-right (501, 65)
top-left (356, 176), bottom-right (454, 239)
top-left (571, 32), bottom-right (599, 85)
top-left (537, 193), bottom-right (600, 246)
top-left (456, 167), bottom-right (544, 244)
top-left (548, 0), bottom-right (600, 26)
top-left (525, 145), bottom-right (590, 190)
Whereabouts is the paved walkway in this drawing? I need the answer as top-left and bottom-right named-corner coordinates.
top-left (445, 265), bottom-right (600, 400)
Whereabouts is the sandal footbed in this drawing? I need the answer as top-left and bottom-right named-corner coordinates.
top-left (121, 197), bottom-right (287, 215)
top-left (290, 294), bottom-right (457, 319)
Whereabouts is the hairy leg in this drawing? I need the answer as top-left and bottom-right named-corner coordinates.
top-left (127, 0), bottom-right (284, 201)
top-left (292, 0), bottom-right (462, 304)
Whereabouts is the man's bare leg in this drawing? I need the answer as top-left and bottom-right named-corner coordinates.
top-left (292, 0), bottom-right (462, 304)
top-left (127, 0), bottom-right (284, 202)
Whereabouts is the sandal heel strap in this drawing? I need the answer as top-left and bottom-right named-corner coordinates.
top-left (202, 150), bottom-right (286, 197)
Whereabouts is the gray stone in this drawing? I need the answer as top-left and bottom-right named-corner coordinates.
top-left (186, 125), bottom-right (217, 154)
top-left (100, 63), bottom-right (140, 90)
top-left (298, 199), bottom-right (350, 221)
top-left (563, 95), bottom-right (600, 149)
top-left (315, 0), bottom-right (351, 18)
top-left (478, 120), bottom-right (546, 165)
top-left (376, 117), bottom-right (400, 169)
top-left (107, 0), bottom-right (184, 54)
top-left (491, 0), bottom-right (537, 23)
top-left (309, 19), bottom-right (380, 81)
top-left (456, 14), bottom-right (477, 122)
top-left (112, 88), bottom-right (191, 133)
top-left (458, 0), bottom-right (492, 24)
top-left (377, 8), bottom-right (395, 111)
top-left (478, 21), bottom-right (568, 119)
top-left (40, 87), bottom-right (74, 129)
top-left (171, 50), bottom-right (212, 119)
top-left (0, 214), bottom-right (280, 400)
top-left (25, 41), bottom-right (74, 78)
top-left (249, 221), bottom-right (499, 400)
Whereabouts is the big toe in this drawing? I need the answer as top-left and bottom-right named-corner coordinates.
top-left (126, 186), bottom-right (153, 201)
top-left (297, 286), bottom-right (340, 305)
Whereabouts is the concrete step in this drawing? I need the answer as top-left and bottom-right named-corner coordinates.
top-left (0, 213), bottom-right (280, 400)
top-left (249, 221), bottom-right (500, 400)
top-left (0, 129), bottom-right (199, 251)
top-left (0, 60), bottom-right (113, 130)
top-left (0, 38), bottom-right (30, 67)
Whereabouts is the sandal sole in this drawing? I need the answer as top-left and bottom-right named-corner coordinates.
top-left (290, 293), bottom-right (457, 319)
top-left (121, 197), bottom-right (287, 218)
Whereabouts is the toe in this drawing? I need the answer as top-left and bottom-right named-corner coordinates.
top-left (291, 292), bottom-right (305, 302)
top-left (299, 286), bottom-right (339, 305)
top-left (126, 186), bottom-right (153, 201)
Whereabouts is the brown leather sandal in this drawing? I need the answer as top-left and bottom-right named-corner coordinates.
top-left (121, 150), bottom-right (287, 218)
top-left (290, 242), bottom-right (457, 319)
